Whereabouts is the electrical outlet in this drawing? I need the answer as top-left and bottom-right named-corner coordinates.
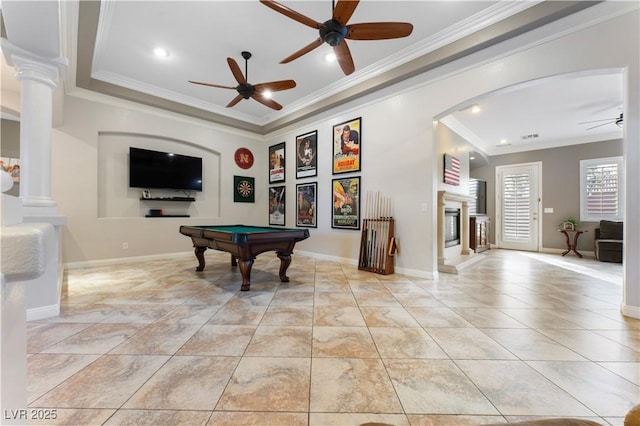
top-left (122, 242), bottom-right (129, 249)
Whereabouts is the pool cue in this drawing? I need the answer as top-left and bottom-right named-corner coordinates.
top-left (382, 197), bottom-right (389, 272)
top-left (377, 192), bottom-right (383, 272)
top-left (382, 195), bottom-right (388, 271)
top-left (372, 192), bottom-right (378, 271)
top-left (368, 192), bottom-right (373, 269)
top-left (360, 192), bottom-right (369, 268)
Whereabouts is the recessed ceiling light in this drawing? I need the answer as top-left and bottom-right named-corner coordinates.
top-left (324, 53), bottom-right (336, 62)
top-left (500, 139), bottom-right (508, 144)
top-left (153, 47), bottom-right (169, 58)
top-left (470, 156), bottom-right (476, 160)
top-left (470, 104), bottom-right (481, 114)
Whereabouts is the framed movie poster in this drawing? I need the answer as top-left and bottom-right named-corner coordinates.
top-left (296, 130), bottom-right (317, 179)
top-left (269, 185), bottom-right (286, 226)
top-left (332, 117), bottom-right (361, 174)
top-left (234, 176), bottom-right (255, 203)
top-left (332, 176), bottom-right (360, 230)
top-left (269, 142), bottom-right (286, 183)
top-left (296, 182), bottom-right (317, 228)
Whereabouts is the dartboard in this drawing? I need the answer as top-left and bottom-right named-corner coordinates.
top-left (237, 180), bottom-right (253, 197)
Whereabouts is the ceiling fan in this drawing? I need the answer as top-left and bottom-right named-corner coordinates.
top-left (188, 51), bottom-right (296, 110)
top-left (579, 112), bottom-right (624, 130)
top-left (259, 0), bottom-right (413, 76)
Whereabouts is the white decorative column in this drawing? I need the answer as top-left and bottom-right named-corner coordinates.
top-left (461, 200), bottom-right (471, 255)
top-left (1, 41), bottom-right (67, 214)
top-left (437, 192), bottom-right (445, 262)
top-left (1, 41), bottom-right (68, 320)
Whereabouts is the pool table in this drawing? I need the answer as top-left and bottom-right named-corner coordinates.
top-left (179, 225), bottom-right (310, 291)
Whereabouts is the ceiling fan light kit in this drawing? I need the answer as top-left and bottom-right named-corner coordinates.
top-left (188, 51), bottom-right (296, 111)
top-left (260, 0), bottom-right (414, 76)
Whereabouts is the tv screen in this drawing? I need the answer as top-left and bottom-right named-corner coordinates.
top-left (129, 147), bottom-right (203, 191)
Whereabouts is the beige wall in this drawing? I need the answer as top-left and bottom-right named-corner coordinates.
top-left (471, 139), bottom-right (623, 252)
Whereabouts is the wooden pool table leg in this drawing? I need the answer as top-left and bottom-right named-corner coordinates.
top-left (237, 258), bottom-right (255, 291)
top-left (194, 246), bottom-right (207, 271)
top-left (276, 251), bottom-right (292, 282)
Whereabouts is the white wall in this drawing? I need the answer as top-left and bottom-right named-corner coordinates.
top-left (51, 5), bottom-right (639, 299)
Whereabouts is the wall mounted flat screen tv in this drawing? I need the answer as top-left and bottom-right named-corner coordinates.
top-left (129, 147), bottom-right (203, 191)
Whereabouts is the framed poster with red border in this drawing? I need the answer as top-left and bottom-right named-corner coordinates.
top-left (332, 117), bottom-right (361, 174)
top-left (269, 142), bottom-right (286, 183)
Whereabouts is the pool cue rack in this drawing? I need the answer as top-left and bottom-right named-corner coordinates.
top-left (358, 191), bottom-right (398, 275)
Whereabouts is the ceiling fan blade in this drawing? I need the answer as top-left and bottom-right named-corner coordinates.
top-left (585, 121), bottom-right (615, 130)
top-left (227, 57), bottom-right (247, 85)
top-left (334, 41), bottom-right (355, 76)
top-left (188, 80), bottom-right (236, 90)
top-left (251, 94), bottom-right (283, 111)
top-left (259, 0), bottom-right (321, 29)
top-left (332, 0), bottom-right (359, 27)
top-left (347, 22), bottom-right (414, 40)
top-left (578, 117), bottom-right (617, 124)
top-left (280, 38), bottom-right (324, 64)
top-left (254, 80), bottom-right (297, 92)
top-left (226, 94), bottom-right (244, 108)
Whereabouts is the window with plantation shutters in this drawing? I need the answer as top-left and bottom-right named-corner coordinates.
top-left (580, 156), bottom-right (624, 222)
top-left (502, 172), bottom-right (531, 241)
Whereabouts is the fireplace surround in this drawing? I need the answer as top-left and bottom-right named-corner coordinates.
top-left (437, 191), bottom-right (482, 273)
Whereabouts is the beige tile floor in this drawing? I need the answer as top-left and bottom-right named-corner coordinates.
top-left (26, 249), bottom-right (638, 425)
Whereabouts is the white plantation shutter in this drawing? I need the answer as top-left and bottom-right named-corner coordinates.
top-left (503, 173), bottom-right (531, 241)
top-left (580, 157), bottom-right (624, 221)
top-left (469, 179), bottom-right (479, 215)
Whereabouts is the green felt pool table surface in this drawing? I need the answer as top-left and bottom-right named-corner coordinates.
top-left (189, 225), bottom-right (304, 233)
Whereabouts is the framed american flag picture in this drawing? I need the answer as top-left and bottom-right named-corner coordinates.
top-left (443, 154), bottom-right (460, 186)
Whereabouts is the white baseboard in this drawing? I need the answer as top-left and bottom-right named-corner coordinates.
top-left (621, 303), bottom-right (640, 319)
top-left (65, 251), bottom-right (192, 270)
top-left (294, 250), bottom-right (358, 266)
top-left (295, 250), bottom-right (435, 280)
top-left (27, 304), bottom-right (60, 321)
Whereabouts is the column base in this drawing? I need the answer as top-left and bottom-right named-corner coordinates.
top-left (21, 196), bottom-right (57, 208)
